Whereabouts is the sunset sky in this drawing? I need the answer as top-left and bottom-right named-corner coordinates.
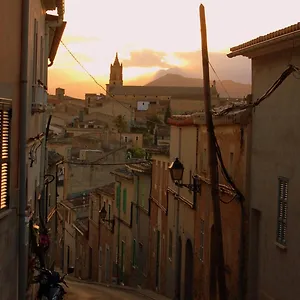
top-left (48, 0), bottom-right (299, 97)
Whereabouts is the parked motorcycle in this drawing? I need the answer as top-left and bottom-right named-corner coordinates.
top-left (33, 266), bottom-right (75, 299)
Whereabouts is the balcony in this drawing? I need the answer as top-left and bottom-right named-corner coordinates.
top-left (31, 85), bottom-right (47, 114)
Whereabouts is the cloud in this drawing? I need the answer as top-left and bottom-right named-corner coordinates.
top-left (122, 49), bottom-right (171, 68)
top-left (173, 51), bottom-right (251, 84)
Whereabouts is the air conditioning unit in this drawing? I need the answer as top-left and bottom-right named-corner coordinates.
top-left (31, 102), bottom-right (45, 113)
top-left (31, 85), bottom-right (47, 113)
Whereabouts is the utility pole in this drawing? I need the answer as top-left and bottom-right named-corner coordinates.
top-left (199, 4), bottom-right (228, 300)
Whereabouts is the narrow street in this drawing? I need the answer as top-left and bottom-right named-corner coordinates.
top-left (66, 280), bottom-right (149, 300)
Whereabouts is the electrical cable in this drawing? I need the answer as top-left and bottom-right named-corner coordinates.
top-left (212, 64), bottom-right (299, 117)
top-left (64, 159), bottom-right (148, 166)
top-left (56, 34), bottom-right (169, 128)
top-left (208, 61), bottom-right (231, 99)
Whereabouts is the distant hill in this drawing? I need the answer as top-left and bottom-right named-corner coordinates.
top-left (146, 73), bottom-right (251, 98)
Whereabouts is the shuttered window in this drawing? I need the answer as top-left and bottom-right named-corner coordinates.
top-left (116, 184), bottom-right (121, 208)
top-left (0, 104), bottom-right (11, 210)
top-left (277, 178), bottom-right (288, 246)
top-left (122, 188), bottom-right (127, 213)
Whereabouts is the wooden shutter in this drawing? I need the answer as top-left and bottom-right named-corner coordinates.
top-left (0, 104), bottom-right (11, 209)
top-left (277, 178), bottom-right (288, 245)
top-left (122, 188), bottom-right (127, 213)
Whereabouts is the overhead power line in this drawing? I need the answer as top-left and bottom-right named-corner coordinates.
top-left (57, 36), bottom-right (168, 128)
top-left (57, 30), bottom-right (232, 126)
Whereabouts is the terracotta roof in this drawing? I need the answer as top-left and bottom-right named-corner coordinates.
top-left (96, 182), bottom-right (115, 197)
top-left (109, 85), bottom-right (205, 99)
top-left (62, 196), bottom-right (89, 208)
top-left (126, 162), bottom-right (152, 174)
top-left (111, 167), bottom-right (133, 180)
top-left (229, 22), bottom-right (300, 56)
top-left (145, 146), bottom-right (170, 156)
top-left (168, 102), bottom-right (251, 126)
top-left (74, 217), bottom-right (89, 234)
top-left (156, 126), bottom-right (170, 137)
top-left (48, 98), bottom-right (62, 105)
top-left (47, 14), bottom-right (67, 64)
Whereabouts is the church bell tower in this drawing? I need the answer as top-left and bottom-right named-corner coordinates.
top-left (109, 52), bottom-right (123, 87)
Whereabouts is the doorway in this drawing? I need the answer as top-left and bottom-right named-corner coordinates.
top-left (105, 245), bottom-right (110, 282)
top-left (248, 209), bottom-right (261, 300)
top-left (155, 230), bottom-right (161, 289)
top-left (175, 236), bottom-right (182, 300)
top-left (120, 241), bottom-right (125, 283)
top-left (184, 239), bottom-right (194, 299)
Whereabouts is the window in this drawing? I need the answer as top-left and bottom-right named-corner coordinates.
top-left (168, 230), bottom-right (173, 259)
top-left (40, 36), bottom-right (44, 81)
top-left (124, 136), bottom-right (128, 143)
top-left (0, 105), bottom-right (11, 210)
top-left (99, 246), bottom-right (102, 267)
top-left (122, 188), bottom-right (127, 213)
top-left (199, 219), bottom-right (205, 261)
top-left (277, 178), bottom-right (288, 246)
top-left (90, 199), bottom-right (94, 220)
top-left (132, 239), bottom-right (137, 266)
top-left (229, 152), bottom-right (234, 175)
top-left (140, 185), bottom-right (145, 208)
top-left (203, 148), bottom-right (207, 171)
top-left (116, 184), bottom-right (121, 208)
top-left (33, 19), bottom-right (38, 85)
top-left (135, 136), bottom-right (138, 141)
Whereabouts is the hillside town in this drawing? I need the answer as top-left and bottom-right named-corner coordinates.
top-left (1, 1), bottom-right (300, 300)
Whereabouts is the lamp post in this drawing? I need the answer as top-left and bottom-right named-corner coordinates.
top-left (168, 157), bottom-right (201, 299)
top-left (98, 205), bottom-right (115, 283)
top-left (99, 206), bottom-right (115, 229)
top-left (168, 158), bottom-right (201, 195)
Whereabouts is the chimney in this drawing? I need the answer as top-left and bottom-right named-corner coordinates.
top-left (56, 88), bottom-right (65, 101)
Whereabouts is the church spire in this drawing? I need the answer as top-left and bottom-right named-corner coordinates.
top-left (113, 52), bottom-right (120, 66)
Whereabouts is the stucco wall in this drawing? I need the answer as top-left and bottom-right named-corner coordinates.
top-left (249, 47), bottom-right (300, 300)
top-left (0, 210), bottom-right (18, 300)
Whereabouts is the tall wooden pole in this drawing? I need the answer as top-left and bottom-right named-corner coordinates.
top-left (199, 4), bottom-right (228, 300)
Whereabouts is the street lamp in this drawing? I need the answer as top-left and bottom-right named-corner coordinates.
top-left (99, 205), bottom-right (115, 228)
top-left (168, 157), bottom-right (201, 194)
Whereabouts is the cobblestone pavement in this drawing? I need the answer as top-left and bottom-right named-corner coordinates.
top-left (66, 280), bottom-right (149, 300)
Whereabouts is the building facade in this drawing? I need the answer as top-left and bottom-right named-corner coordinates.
top-left (0, 0), bottom-right (66, 298)
top-left (98, 183), bottom-right (115, 284)
top-left (88, 183), bottom-right (115, 283)
top-left (148, 148), bottom-right (170, 296)
top-left (229, 23), bottom-right (300, 300)
top-left (168, 109), bottom-right (251, 300)
top-left (126, 162), bottom-right (152, 288)
top-left (111, 168), bottom-right (134, 285)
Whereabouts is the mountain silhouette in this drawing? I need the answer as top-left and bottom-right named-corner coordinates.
top-left (146, 73), bottom-right (251, 98)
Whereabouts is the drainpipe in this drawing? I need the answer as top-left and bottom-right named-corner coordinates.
top-left (18, 0), bottom-right (30, 298)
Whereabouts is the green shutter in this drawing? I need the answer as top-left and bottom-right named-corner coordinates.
top-left (116, 185), bottom-right (121, 208)
top-left (122, 188), bottom-right (127, 213)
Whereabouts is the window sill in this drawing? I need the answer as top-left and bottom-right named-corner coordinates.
top-left (0, 208), bottom-right (13, 220)
top-left (275, 242), bottom-right (287, 251)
